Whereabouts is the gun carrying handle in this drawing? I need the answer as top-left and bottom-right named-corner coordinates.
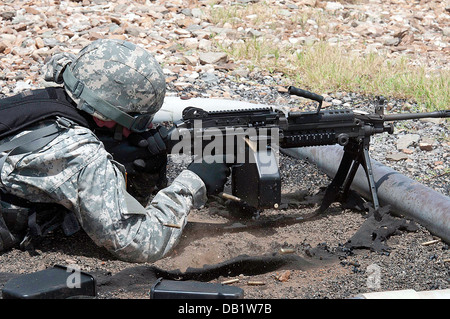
top-left (288, 86), bottom-right (324, 113)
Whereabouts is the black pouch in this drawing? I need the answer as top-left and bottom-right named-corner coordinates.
top-left (150, 278), bottom-right (244, 299)
top-left (2, 265), bottom-right (96, 299)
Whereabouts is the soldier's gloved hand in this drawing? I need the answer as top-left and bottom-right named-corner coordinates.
top-left (127, 126), bottom-right (169, 156)
top-left (187, 156), bottom-right (231, 196)
top-left (97, 133), bottom-right (168, 202)
top-left (44, 52), bottom-right (77, 84)
top-left (97, 134), bottom-right (154, 173)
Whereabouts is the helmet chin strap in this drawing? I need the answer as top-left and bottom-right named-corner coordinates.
top-left (114, 124), bottom-right (123, 141)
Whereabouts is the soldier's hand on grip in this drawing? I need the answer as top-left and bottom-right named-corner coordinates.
top-left (187, 155), bottom-right (231, 196)
top-left (127, 125), bottom-right (168, 156)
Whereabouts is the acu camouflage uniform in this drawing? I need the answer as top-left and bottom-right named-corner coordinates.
top-left (0, 39), bottom-right (208, 263)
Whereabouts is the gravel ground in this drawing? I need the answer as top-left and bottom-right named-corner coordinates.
top-left (0, 0), bottom-right (449, 301)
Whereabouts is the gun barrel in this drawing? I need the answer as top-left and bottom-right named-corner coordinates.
top-left (383, 110), bottom-right (449, 121)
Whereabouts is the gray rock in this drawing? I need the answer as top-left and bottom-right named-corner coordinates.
top-left (191, 8), bottom-right (205, 19)
top-left (443, 27), bottom-right (450, 37)
top-left (332, 99), bottom-right (342, 106)
top-left (199, 52), bottom-right (228, 65)
top-left (384, 37), bottom-right (401, 46)
top-left (0, 11), bottom-right (15, 21)
top-left (325, 2), bottom-right (344, 11)
top-left (247, 29), bottom-right (263, 38)
top-left (181, 8), bottom-right (192, 16)
top-left (232, 68), bottom-right (250, 78)
top-left (201, 72), bottom-right (219, 84)
top-left (396, 134), bottom-right (420, 150)
top-left (386, 152), bottom-right (409, 161)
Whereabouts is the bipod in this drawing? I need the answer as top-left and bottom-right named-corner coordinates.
top-left (318, 139), bottom-right (380, 214)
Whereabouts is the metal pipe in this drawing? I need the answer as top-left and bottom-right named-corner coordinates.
top-left (282, 145), bottom-right (450, 244)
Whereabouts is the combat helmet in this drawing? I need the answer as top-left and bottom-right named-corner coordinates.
top-left (61, 39), bottom-right (166, 132)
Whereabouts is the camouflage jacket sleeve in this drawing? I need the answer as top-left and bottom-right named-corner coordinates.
top-left (0, 121), bottom-right (207, 263)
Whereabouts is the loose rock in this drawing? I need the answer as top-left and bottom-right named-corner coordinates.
top-left (199, 52), bottom-right (228, 65)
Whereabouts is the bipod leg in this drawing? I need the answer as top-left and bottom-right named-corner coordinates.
top-left (340, 157), bottom-right (362, 203)
top-left (318, 143), bottom-right (358, 213)
top-left (341, 141), bottom-right (381, 219)
top-left (360, 142), bottom-right (380, 212)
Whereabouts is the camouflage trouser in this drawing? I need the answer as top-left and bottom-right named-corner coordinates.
top-left (0, 121), bottom-right (207, 262)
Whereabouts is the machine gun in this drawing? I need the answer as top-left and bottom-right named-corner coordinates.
top-left (168, 86), bottom-right (449, 212)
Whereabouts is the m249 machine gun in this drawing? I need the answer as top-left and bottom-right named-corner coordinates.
top-left (168, 86), bottom-right (449, 212)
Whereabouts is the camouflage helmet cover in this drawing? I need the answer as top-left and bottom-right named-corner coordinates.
top-left (62, 39), bottom-right (166, 131)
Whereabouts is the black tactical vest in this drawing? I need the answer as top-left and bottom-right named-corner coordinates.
top-left (0, 87), bottom-right (93, 139)
top-left (0, 87), bottom-right (94, 251)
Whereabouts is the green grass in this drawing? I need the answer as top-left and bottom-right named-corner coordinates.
top-left (292, 43), bottom-right (449, 111)
top-left (218, 37), bottom-right (449, 111)
top-left (206, 3), bottom-right (449, 111)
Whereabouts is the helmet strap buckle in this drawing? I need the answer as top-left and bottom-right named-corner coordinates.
top-left (114, 124), bottom-right (123, 141)
top-left (71, 80), bottom-right (85, 99)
